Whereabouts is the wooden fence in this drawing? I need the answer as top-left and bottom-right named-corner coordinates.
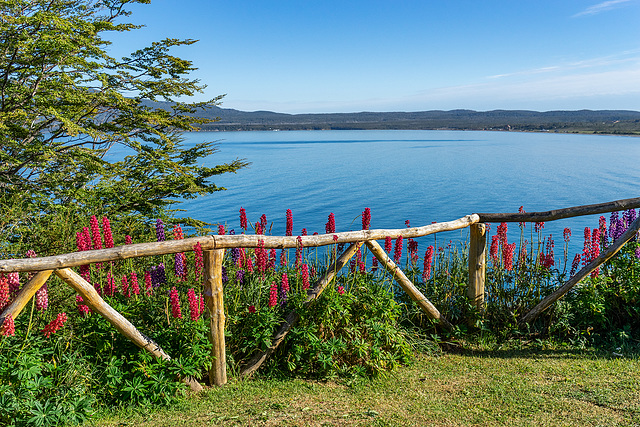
top-left (1, 197), bottom-right (640, 389)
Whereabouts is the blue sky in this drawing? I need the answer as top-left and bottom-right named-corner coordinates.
top-left (107, 0), bottom-right (640, 113)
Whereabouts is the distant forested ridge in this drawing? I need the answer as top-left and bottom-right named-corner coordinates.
top-left (149, 101), bottom-right (640, 134)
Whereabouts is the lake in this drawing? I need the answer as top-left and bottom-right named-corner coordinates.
top-left (177, 130), bottom-right (639, 257)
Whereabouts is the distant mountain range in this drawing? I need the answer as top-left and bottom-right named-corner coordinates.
top-left (151, 101), bottom-right (640, 134)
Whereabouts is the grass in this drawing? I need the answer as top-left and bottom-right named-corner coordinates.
top-left (92, 345), bottom-right (640, 426)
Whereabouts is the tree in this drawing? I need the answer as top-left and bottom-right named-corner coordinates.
top-left (0, 0), bottom-right (247, 249)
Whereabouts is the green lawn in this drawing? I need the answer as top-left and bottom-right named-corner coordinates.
top-left (93, 347), bottom-right (640, 426)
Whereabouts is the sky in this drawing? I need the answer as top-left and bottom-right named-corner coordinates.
top-left (106, 0), bottom-right (640, 113)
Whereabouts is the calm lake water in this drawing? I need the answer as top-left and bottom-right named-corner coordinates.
top-left (177, 130), bottom-right (639, 256)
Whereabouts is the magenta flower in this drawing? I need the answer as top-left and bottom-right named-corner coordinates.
top-left (362, 207), bottom-right (371, 230)
top-left (187, 288), bottom-right (200, 321)
top-left (121, 275), bottom-right (129, 297)
top-left (405, 219), bottom-right (411, 228)
top-left (497, 222), bottom-right (508, 246)
top-left (144, 271), bottom-right (153, 296)
top-left (255, 221), bottom-right (264, 235)
top-left (286, 209), bottom-right (293, 236)
top-left (570, 253), bottom-right (581, 276)
top-left (599, 216), bottom-right (608, 246)
top-left (194, 242), bottom-right (204, 283)
top-left (268, 248), bottom-right (277, 270)
top-left (239, 207), bottom-right (248, 231)
top-left (169, 287), bottom-right (182, 319)
top-left (42, 312), bottom-right (68, 338)
top-left (489, 235), bottom-right (499, 265)
top-left (35, 285), bottom-right (48, 311)
top-left (125, 235), bottom-right (133, 245)
top-left (8, 271), bottom-right (19, 299)
top-left (503, 243), bottom-right (516, 271)
top-left (256, 239), bottom-right (268, 274)
top-left (279, 249), bottom-right (287, 267)
top-left (534, 222), bottom-right (545, 232)
top-left (76, 295), bottom-right (90, 316)
top-left (90, 215), bottom-right (102, 250)
top-left (246, 256), bottom-right (254, 273)
top-left (423, 246), bottom-right (434, 282)
top-left (248, 305), bottom-right (256, 313)
top-left (563, 228), bottom-right (572, 243)
top-left (130, 272), bottom-right (140, 296)
top-left (325, 213), bottom-right (335, 234)
top-left (408, 238), bottom-right (419, 264)
top-left (337, 285), bottom-right (345, 295)
top-left (281, 273), bottom-right (290, 293)
top-left (268, 281), bottom-right (278, 308)
top-left (371, 256), bottom-right (379, 272)
top-left (393, 236), bottom-right (403, 263)
top-left (0, 275), bottom-right (9, 311)
top-left (295, 236), bottom-right (303, 269)
top-left (1, 314), bottom-right (15, 336)
top-left (218, 224), bottom-right (226, 235)
top-left (102, 217), bottom-right (114, 248)
top-left (518, 206), bottom-right (526, 229)
top-left (384, 236), bottom-right (393, 253)
top-left (582, 227), bottom-right (591, 266)
top-left (590, 229), bottom-right (601, 277)
top-left (260, 214), bottom-right (268, 233)
top-left (301, 263), bottom-right (310, 290)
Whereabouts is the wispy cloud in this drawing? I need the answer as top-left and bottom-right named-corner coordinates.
top-left (573, 0), bottom-right (634, 17)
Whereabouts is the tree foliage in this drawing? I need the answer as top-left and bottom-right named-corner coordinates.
top-left (0, 0), bottom-right (247, 247)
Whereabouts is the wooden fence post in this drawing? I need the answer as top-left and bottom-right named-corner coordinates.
top-left (467, 223), bottom-right (486, 312)
top-left (203, 249), bottom-right (226, 386)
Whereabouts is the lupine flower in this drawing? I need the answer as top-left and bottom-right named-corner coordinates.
top-left (157, 263), bottom-right (167, 286)
top-left (218, 224), bottom-right (226, 235)
top-left (381, 237), bottom-right (391, 254)
top-left (0, 275), bottom-right (9, 311)
top-left (25, 249), bottom-right (37, 280)
top-left (130, 272), bottom-right (140, 296)
top-left (246, 256), bottom-right (254, 273)
top-left (169, 287), bottom-right (182, 319)
top-left (240, 207), bottom-right (248, 231)
top-left (231, 246), bottom-right (241, 264)
top-left (422, 246), bottom-right (434, 282)
top-left (174, 252), bottom-right (185, 280)
top-left (187, 288), bottom-right (200, 321)
top-left (408, 239), bottom-right (419, 265)
top-left (610, 211), bottom-right (624, 242)
top-left (221, 265), bottom-right (228, 283)
top-left (280, 273), bottom-right (289, 305)
top-left (260, 214), bottom-right (268, 233)
top-left (268, 248), bottom-right (277, 270)
top-left (1, 314), bottom-right (15, 336)
top-left (173, 224), bottom-right (184, 240)
top-left (156, 219), bottom-right (165, 242)
top-left (371, 256), bottom-right (378, 272)
top-left (236, 269), bottom-right (245, 285)
top-left (35, 285), bottom-right (48, 311)
top-left (194, 242), bottom-right (204, 282)
top-left (268, 281), bottom-right (278, 308)
top-left (337, 285), bottom-right (345, 295)
top-left (256, 239), bottom-right (268, 274)
top-left (301, 228), bottom-right (307, 236)
top-left (238, 247), bottom-right (246, 268)
top-left (362, 207), bottom-right (371, 230)
top-left (563, 228), bottom-right (572, 244)
top-left (635, 246), bottom-right (640, 260)
top-left (125, 235), bottom-right (133, 245)
top-left (518, 244), bottom-right (528, 266)
top-left (121, 275), bottom-right (129, 297)
top-left (94, 281), bottom-right (103, 296)
top-left (42, 312), bottom-right (68, 338)
top-left (105, 272), bottom-right (115, 296)
top-left (248, 305), bottom-right (256, 313)
top-left (582, 227), bottom-right (591, 266)
top-left (76, 295), bottom-right (90, 316)
top-left (144, 271), bottom-right (153, 295)
top-left (489, 235), bottom-right (500, 265)
top-left (358, 261), bottom-right (366, 273)
top-left (286, 209), bottom-right (293, 236)
top-left (102, 217), bottom-right (114, 248)
top-left (590, 229), bottom-right (601, 278)
top-left (255, 221), bottom-right (264, 235)
top-left (534, 222), bottom-right (545, 232)
top-left (496, 222), bottom-right (508, 246)
top-left (8, 272), bottom-right (19, 298)
top-left (570, 253), bottom-right (581, 276)
top-left (90, 215), bottom-right (102, 250)
top-left (301, 263), bottom-right (310, 290)
top-left (393, 236), bottom-right (403, 263)
top-left (295, 236), bottom-right (303, 269)
top-left (503, 243), bottom-right (516, 271)
top-left (199, 293), bottom-right (205, 316)
top-left (349, 257), bottom-right (357, 273)
top-left (325, 213), bottom-right (335, 234)
top-left (623, 209), bottom-right (637, 227)
top-left (405, 219), bottom-right (411, 228)
top-left (543, 235), bottom-right (555, 268)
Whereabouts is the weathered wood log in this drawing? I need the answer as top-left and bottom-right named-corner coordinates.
top-left (0, 214), bottom-right (480, 273)
top-left (467, 223), bottom-right (486, 312)
top-left (54, 268), bottom-right (204, 392)
top-left (0, 270), bottom-right (52, 323)
top-left (477, 197), bottom-right (640, 223)
top-left (520, 215), bottom-right (640, 325)
top-left (203, 249), bottom-right (227, 386)
top-left (365, 240), bottom-right (453, 331)
top-left (239, 242), bottom-right (363, 379)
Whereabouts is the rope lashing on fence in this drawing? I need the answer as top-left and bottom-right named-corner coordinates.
top-left (0, 214), bottom-right (480, 273)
